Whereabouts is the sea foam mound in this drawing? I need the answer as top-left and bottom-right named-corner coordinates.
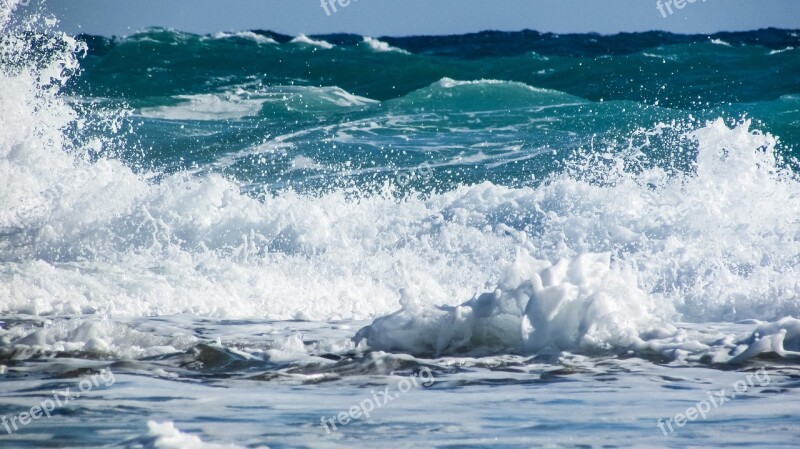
top-left (355, 252), bottom-right (656, 356)
top-left (355, 251), bottom-right (800, 363)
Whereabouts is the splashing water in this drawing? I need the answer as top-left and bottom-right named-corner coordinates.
top-left (2, 3), bottom-right (800, 447)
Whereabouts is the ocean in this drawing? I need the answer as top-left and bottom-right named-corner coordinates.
top-left (2, 3), bottom-right (800, 448)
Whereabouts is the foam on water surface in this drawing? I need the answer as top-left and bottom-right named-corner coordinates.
top-left (2, 12), bottom-right (800, 362)
top-left (4, 77), bottom-right (800, 364)
top-left (289, 34), bottom-right (334, 49)
top-left (362, 36), bottom-right (410, 54)
top-left (2, 4), bottom-right (800, 447)
top-left (144, 421), bottom-right (266, 449)
top-left (210, 31), bottom-right (278, 45)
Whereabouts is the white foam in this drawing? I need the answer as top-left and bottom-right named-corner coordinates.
top-left (2, 316), bottom-right (195, 359)
top-left (289, 34), bottom-right (333, 49)
top-left (355, 253), bottom-right (658, 355)
top-left (438, 77), bottom-right (508, 88)
top-left (436, 77), bottom-right (559, 95)
top-left (356, 119), bottom-right (800, 361)
top-left (138, 93), bottom-right (266, 120)
top-left (137, 85), bottom-right (376, 121)
top-left (768, 46), bottom-right (795, 55)
top-left (210, 31), bottom-right (278, 44)
top-left (0, 0), bottom-right (21, 28)
top-left (3, 11), bottom-right (800, 364)
top-left (146, 421), bottom-right (265, 449)
top-left (362, 36), bottom-right (409, 54)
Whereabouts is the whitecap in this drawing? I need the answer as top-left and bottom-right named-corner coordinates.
top-left (362, 36), bottom-right (410, 54)
top-left (211, 31), bottom-right (278, 44)
top-left (290, 34), bottom-right (334, 49)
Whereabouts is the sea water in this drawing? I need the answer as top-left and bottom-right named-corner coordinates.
top-left (1, 2), bottom-right (800, 447)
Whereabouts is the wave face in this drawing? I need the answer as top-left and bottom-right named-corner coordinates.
top-left (2, 13), bottom-right (800, 369)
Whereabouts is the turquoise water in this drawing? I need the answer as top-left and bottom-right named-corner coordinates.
top-left (71, 28), bottom-right (800, 193)
top-left (2, 5), bottom-right (800, 448)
